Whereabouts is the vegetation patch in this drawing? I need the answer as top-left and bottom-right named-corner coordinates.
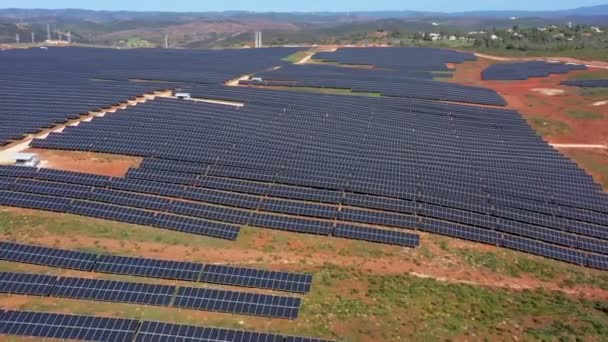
top-left (566, 109), bottom-right (604, 119)
top-left (302, 266), bottom-right (608, 340)
top-left (569, 70), bottom-right (608, 81)
top-left (566, 150), bottom-right (608, 190)
top-left (528, 116), bottom-right (571, 137)
top-left (579, 87), bottom-right (608, 97)
top-left (282, 50), bottom-right (313, 63)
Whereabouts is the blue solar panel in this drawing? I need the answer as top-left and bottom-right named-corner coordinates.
top-left (0, 310), bottom-right (139, 342)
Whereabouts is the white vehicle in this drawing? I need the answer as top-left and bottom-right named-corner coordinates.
top-left (14, 153), bottom-right (40, 167)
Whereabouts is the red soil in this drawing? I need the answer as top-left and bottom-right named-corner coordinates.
top-left (26, 148), bottom-right (141, 177)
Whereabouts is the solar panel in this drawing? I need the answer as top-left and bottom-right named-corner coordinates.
top-left (135, 321), bottom-right (285, 342)
top-left (93, 254), bottom-right (204, 281)
top-left (285, 337), bottom-right (336, 342)
top-left (0, 241), bottom-right (97, 271)
top-left (51, 277), bottom-right (176, 306)
top-left (172, 287), bottom-right (301, 319)
top-left (333, 224), bottom-right (420, 247)
top-left (200, 264), bottom-right (313, 293)
top-left (0, 310), bottom-right (139, 342)
top-left (0, 272), bottom-right (56, 296)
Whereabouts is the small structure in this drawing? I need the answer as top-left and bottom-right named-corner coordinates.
top-left (14, 153), bottom-right (40, 167)
top-left (175, 92), bottom-right (192, 100)
top-left (251, 77), bottom-right (263, 82)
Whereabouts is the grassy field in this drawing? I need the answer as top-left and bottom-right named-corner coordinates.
top-left (568, 70), bottom-right (608, 81)
top-left (563, 150), bottom-right (608, 190)
top-left (1, 207), bottom-right (608, 341)
top-left (566, 109), bottom-right (604, 120)
top-left (527, 116), bottom-right (571, 137)
top-left (283, 50), bottom-right (314, 63)
top-left (579, 87), bottom-right (608, 97)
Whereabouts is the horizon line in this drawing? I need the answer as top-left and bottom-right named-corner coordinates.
top-left (1, 5), bottom-right (606, 14)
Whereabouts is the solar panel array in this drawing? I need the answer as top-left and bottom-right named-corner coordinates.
top-left (313, 47), bottom-right (476, 71)
top-left (0, 46), bottom-right (606, 270)
top-left (0, 46), bottom-right (302, 146)
top-left (561, 79), bottom-right (608, 87)
top-left (482, 61), bottom-right (587, 80)
top-left (243, 63), bottom-right (506, 106)
top-left (0, 165), bottom-right (421, 248)
top-left (0, 46), bottom-right (302, 85)
top-left (25, 82), bottom-right (608, 270)
top-left (0, 78), bottom-right (169, 146)
top-left (0, 310), bottom-right (334, 342)
top-left (0, 310), bottom-right (139, 342)
top-left (0, 271), bottom-right (301, 319)
top-left (0, 241), bottom-right (313, 293)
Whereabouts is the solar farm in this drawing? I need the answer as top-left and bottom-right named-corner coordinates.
top-left (0, 46), bottom-right (607, 341)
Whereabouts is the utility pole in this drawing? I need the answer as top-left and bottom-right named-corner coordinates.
top-left (47, 23), bottom-right (51, 41)
top-left (164, 34), bottom-right (168, 49)
top-left (67, 31), bottom-right (71, 43)
top-left (16, 33), bottom-right (20, 44)
top-left (31, 32), bottom-right (35, 44)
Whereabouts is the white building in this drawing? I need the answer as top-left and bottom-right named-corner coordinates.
top-left (428, 33), bottom-right (441, 41)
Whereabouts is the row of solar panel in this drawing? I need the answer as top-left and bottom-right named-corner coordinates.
top-left (0, 173), bottom-right (422, 248)
top-left (481, 61), bottom-right (587, 80)
top-left (560, 79), bottom-right (608, 88)
top-left (0, 189), bottom-right (241, 240)
top-left (0, 241), bottom-right (313, 293)
top-left (312, 47), bottom-right (476, 71)
top-left (126, 166), bottom-right (607, 217)
top-left (4, 161), bottom-right (607, 236)
top-left (240, 78), bottom-right (507, 106)
top-left (419, 218), bottom-right (608, 270)
top-left (0, 272), bottom-right (301, 319)
top-left (0, 181), bottom-right (603, 270)
top-left (4, 165), bottom-right (607, 252)
top-left (0, 310), bottom-right (334, 342)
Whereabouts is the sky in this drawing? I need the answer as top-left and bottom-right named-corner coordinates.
top-left (1, 0), bottom-right (607, 12)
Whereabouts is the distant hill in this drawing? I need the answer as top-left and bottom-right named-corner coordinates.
top-left (0, 6), bottom-right (606, 46)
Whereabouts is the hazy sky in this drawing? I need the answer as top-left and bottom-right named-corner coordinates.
top-left (2, 0), bottom-right (607, 12)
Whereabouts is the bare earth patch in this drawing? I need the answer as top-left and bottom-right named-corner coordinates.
top-left (532, 88), bottom-right (565, 96)
top-left (27, 148), bottom-right (142, 177)
top-left (592, 100), bottom-right (608, 106)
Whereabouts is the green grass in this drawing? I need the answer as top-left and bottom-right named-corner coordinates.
top-left (579, 87), bottom-right (608, 97)
top-left (528, 116), bottom-right (571, 137)
top-left (282, 50), bottom-right (313, 63)
top-left (455, 248), bottom-right (557, 280)
top-left (0, 208), bottom-right (248, 251)
top-left (301, 265), bottom-right (608, 341)
top-left (566, 109), bottom-right (604, 119)
top-left (567, 151), bottom-right (608, 190)
top-left (568, 70), bottom-right (608, 81)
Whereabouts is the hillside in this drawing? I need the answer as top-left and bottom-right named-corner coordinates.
top-left (0, 6), bottom-right (608, 47)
